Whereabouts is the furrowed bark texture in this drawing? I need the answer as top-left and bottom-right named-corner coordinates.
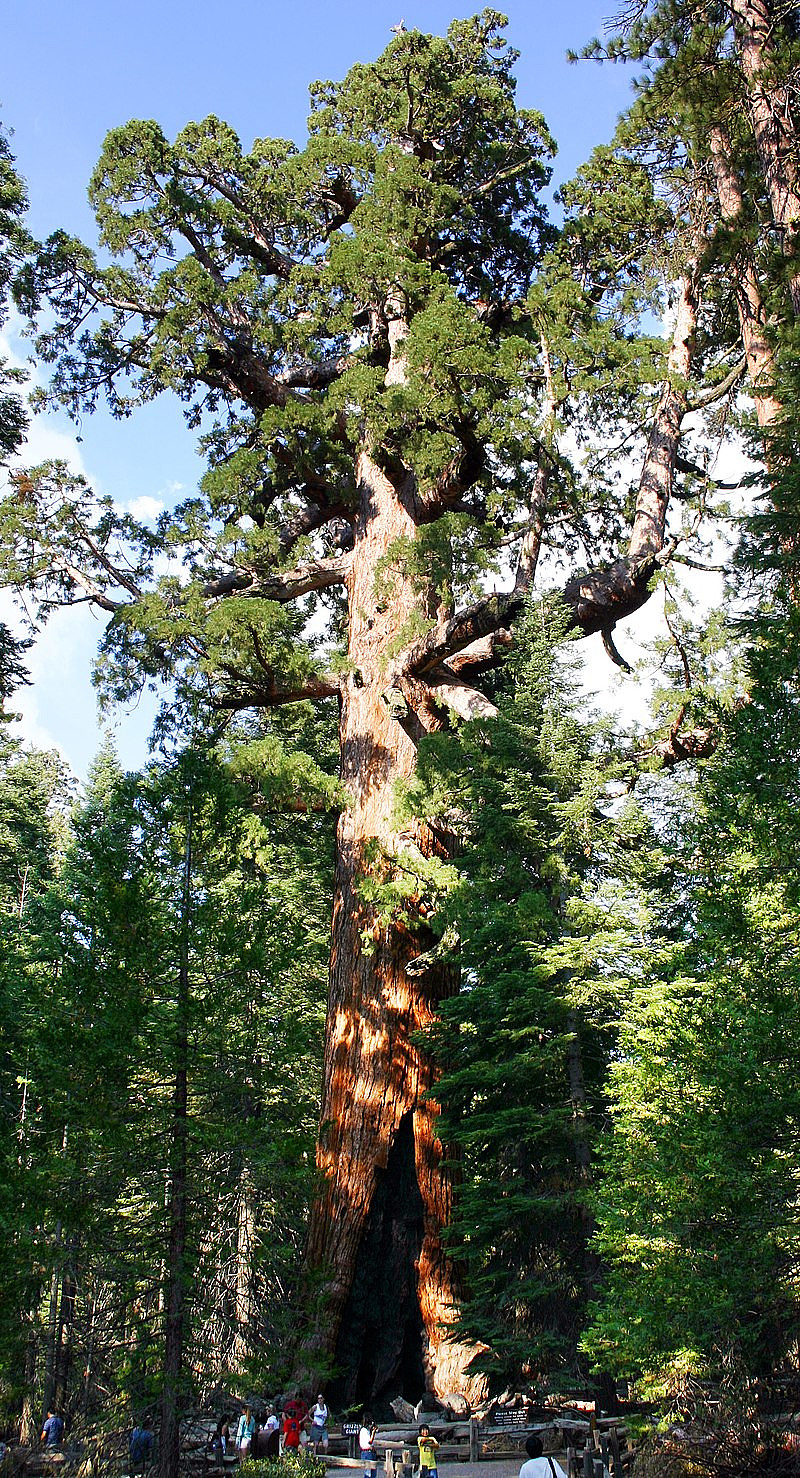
top-left (708, 122), bottom-right (782, 430)
top-left (304, 451), bottom-right (482, 1407)
top-left (730, 0), bottom-right (800, 317)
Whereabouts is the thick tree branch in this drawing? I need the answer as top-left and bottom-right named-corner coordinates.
top-left (278, 503), bottom-right (353, 558)
top-left (276, 353), bottom-right (354, 390)
top-left (673, 453), bottom-right (743, 492)
top-left (423, 663), bottom-right (499, 721)
top-left (439, 629), bottom-right (513, 675)
top-left (212, 673), bottom-right (341, 710)
top-left (202, 551), bottom-right (351, 602)
top-left (688, 353), bottom-right (746, 409)
top-left (202, 344), bottom-right (299, 411)
top-left (396, 592), bottom-right (522, 679)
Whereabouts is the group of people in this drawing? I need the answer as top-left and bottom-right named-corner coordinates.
top-left (28, 1392), bottom-right (569, 1478)
top-left (17, 1401), bottom-right (566, 1478)
top-left (359, 1419), bottom-right (566, 1478)
top-left (358, 1419), bottom-right (441, 1478)
top-left (229, 1404), bottom-right (566, 1478)
top-left (214, 1393), bottom-right (330, 1464)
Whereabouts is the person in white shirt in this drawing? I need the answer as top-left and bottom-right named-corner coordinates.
top-left (359, 1416), bottom-right (377, 1478)
top-left (309, 1396), bottom-right (329, 1453)
top-left (519, 1433), bottom-right (567, 1478)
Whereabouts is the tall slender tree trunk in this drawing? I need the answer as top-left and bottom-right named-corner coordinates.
top-left (54, 1241), bottom-right (77, 1413)
top-left (231, 1165), bottom-right (255, 1374)
top-left (515, 332), bottom-right (556, 594)
top-left (708, 121), bottom-right (782, 430)
top-left (564, 256), bottom-right (700, 634)
top-left (304, 449), bottom-right (482, 1405)
top-left (730, 0), bottom-right (800, 316)
top-left (82, 1289), bottom-right (96, 1420)
top-left (20, 1310), bottom-right (39, 1444)
top-left (42, 1259), bottom-right (61, 1418)
top-left (159, 793), bottom-right (192, 1478)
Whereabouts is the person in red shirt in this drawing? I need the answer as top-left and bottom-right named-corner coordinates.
top-left (283, 1393), bottom-right (308, 1425)
top-left (282, 1412), bottom-right (301, 1452)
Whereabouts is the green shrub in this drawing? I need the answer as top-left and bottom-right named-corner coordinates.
top-left (241, 1455), bottom-right (327, 1478)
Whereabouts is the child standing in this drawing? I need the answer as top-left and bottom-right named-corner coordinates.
top-left (417, 1424), bottom-right (439, 1478)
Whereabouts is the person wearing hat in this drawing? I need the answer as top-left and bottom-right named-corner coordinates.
top-left (519, 1433), bottom-right (566, 1478)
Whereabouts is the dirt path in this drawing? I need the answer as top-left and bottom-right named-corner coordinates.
top-left (439, 1462), bottom-right (523, 1478)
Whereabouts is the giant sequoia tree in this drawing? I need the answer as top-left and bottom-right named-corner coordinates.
top-left (1, 11), bottom-right (752, 1402)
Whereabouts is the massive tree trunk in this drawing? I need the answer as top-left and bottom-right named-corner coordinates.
top-left (304, 450), bottom-right (483, 1407)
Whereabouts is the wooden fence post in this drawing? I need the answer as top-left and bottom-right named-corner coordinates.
top-left (583, 1449), bottom-right (594, 1478)
top-left (468, 1420), bottom-right (478, 1464)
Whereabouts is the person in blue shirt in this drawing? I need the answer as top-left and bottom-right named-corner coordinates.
top-left (129, 1419), bottom-right (154, 1474)
top-left (236, 1409), bottom-right (255, 1459)
top-left (41, 1413), bottom-right (64, 1448)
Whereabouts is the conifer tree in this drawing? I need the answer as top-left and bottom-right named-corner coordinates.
top-left (582, 587), bottom-right (800, 1385)
top-left (0, 127), bottom-right (29, 462)
top-left (0, 14), bottom-right (761, 1397)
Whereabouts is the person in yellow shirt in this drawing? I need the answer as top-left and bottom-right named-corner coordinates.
top-left (417, 1425), bottom-right (439, 1478)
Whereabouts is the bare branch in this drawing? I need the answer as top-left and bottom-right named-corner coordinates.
top-left (275, 354), bottom-right (353, 390)
top-left (398, 591), bottom-right (522, 679)
top-left (688, 353), bottom-right (747, 409)
top-left (601, 625), bottom-right (632, 671)
top-left (440, 629), bottom-right (513, 675)
top-left (50, 555), bottom-right (125, 613)
top-left (469, 154), bottom-right (544, 199)
top-left (202, 551), bottom-right (351, 603)
top-left (673, 453), bottom-right (743, 492)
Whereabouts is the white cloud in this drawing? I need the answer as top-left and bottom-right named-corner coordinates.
top-left (125, 494), bottom-right (165, 522)
top-left (1, 319), bottom-right (88, 477)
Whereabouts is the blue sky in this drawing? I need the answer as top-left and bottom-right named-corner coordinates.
top-left (2, 0), bottom-right (641, 779)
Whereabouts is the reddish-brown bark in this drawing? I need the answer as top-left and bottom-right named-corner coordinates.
top-left (708, 121), bottom-right (783, 430)
top-left (303, 451), bottom-right (484, 1404)
top-left (729, 0), bottom-right (800, 317)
